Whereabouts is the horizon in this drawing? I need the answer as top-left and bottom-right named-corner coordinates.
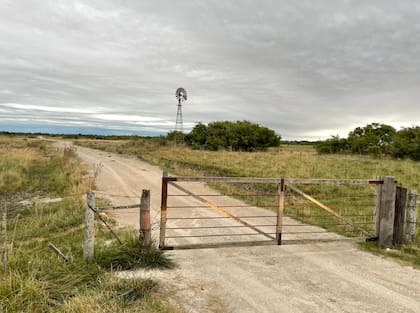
top-left (0, 120), bottom-right (417, 142)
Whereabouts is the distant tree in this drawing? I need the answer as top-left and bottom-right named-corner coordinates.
top-left (254, 124), bottom-right (281, 149)
top-left (166, 130), bottom-right (185, 143)
top-left (185, 121), bottom-right (280, 151)
top-left (186, 122), bottom-right (208, 148)
top-left (348, 123), bottom-right (396, 155)
top-left (205, 121), bottom-right (228, 150)
top-left (314, 122), bottom-right (420, 160)
top-left (315, 135), bottom-right (350, 154)
top-left (391, 126), bottom-right (420, 161)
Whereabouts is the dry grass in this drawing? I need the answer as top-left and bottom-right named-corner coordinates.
top-left (0, 136), bottom-right (92, 199)
top-left (0, 135), bottom-right (176, 313)
top-left (74, 139), bottom-right (420, 190)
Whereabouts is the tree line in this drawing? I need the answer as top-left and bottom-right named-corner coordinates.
top-left (167, 120), bottom-right (281, 151)
top-left (315, 123), bottom-right (420, 161)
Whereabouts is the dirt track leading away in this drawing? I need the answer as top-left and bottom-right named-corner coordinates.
top-left (70, 143), bottom-right (420, 313)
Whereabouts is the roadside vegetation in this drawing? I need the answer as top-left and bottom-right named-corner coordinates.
top-left (315, 123), bottom-right (420, 161)
top-left (74, 136), bottom-right (420, 267)
top-left (0, 135), bottom-right (177, 313)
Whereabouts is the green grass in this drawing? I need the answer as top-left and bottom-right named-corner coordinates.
top-left (74, 137), bottom-right (420, 266)
top-left (0, 135), bottom-right (177, 313)
top-left (95, 231), bottom-right (174, 271)
top-left (359, 242), bottom-right (420, 268)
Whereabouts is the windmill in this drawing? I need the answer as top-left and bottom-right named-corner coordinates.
top-left (175, 87), bottom-right (187, 137)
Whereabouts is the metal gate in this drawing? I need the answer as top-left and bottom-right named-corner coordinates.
top-left (159, 175), bottom-right (381, 249)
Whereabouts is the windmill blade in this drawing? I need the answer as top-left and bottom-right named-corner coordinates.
top-left (176, 87), bottom-right (187, 101)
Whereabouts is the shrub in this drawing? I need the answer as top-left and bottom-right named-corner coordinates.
top-left (315, 136), bottom-right (350, 154)
top-left (391, 126), bottom-right (420, 160)
top-left (185, 120), bottom-right (280, 151)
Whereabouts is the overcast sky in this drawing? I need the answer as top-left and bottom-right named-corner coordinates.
top-left (1, 1), bottom-right (419, 140)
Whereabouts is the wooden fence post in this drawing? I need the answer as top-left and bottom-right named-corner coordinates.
top-left (139, 189), bottom-right (151, 247)
top-left (393, 186), bottom-right (407, 245)
top-left (1, 203), bottom-right (6, 268)
top-left (405, 190), bottom-right (417, 244)
top-left (84, 192), bottom-right (95, 261)
top-left (378, 176), bottom-right (396, 247)
top-left (159, 171), bottom-right (168, 249)
top-left (374, 176), bottom-right (383, 238)
top-left (276, 179), bottom-right (285, 245)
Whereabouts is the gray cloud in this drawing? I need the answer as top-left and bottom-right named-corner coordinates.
top-left (0, 0), bottom-right (419, 139)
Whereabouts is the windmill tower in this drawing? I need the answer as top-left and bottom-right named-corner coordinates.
top-left (175, 87), bottom-right (187, 142)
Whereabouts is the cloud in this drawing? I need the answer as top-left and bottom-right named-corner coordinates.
top-left (0, 1), bottom-right (419, 139)
top-left (0, 103), bottom-right (98, 114)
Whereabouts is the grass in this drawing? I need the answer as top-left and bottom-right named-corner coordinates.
top-left (95, 231), bottom-right (174, 271)
top-left (0, 135), bottom-right (177, 313)
top-left (0, 137), bottom-right (89, 198)
top-left (359, 242), bottom-right (420, 268)
top-left (74, 137), bottom-right (420, 266)
top-left (73, 138), bottom-right (420, 189)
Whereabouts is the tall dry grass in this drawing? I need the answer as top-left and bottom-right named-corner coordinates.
top-left (0, 135), bottom-right (176, 313)
top-left (75, 138), bottom-right (420, 190)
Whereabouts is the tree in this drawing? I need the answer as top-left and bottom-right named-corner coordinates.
top-left (315, 135), bottom-right (350, 154)
top-left (186, 123), bottom-right (208, 148)
top-left (206, 121), bottom-right (229, 150)
top-left (166, 130), bottom-right (185, 143)
top-left (391, 126), bottom-right (420, 160)
top-left (185, 121), bottom-right (281, 151)
top-left (348, 123), bottom-right (396, 155)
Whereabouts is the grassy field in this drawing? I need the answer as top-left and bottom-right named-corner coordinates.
top-left (73, 139), bottom-right (420, 188)
top-left (0, 135), bottom-right (178, 313)
top-left (74, 137), bottom-right (420, 266)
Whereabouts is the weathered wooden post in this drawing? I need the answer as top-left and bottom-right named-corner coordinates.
top-left (1, 203), bottom-right (7, 268)
top-left (405, 190), bottom-right (417, 244)
top-left (393, 186), bottom-right (407, 245)
top-left (84, 192), bottom-right (95, 261)
top-left (159, 171), bottom-right (168, 249)
top-left (374, 176), bottom-right (383, 238)
top-left (276, 179), bottom-right (285, 245)
top-left (139, 189), bottom-right (151, 247)
top-left (378, 176), bottom-right (397, 247)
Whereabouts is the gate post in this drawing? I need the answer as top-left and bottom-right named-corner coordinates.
top-left (405, 190), bottom-right (417, 244)
top-left (393, 186), bottom-right (407, 245)
top-left (378, 176), bottom-right (396, 247)
top-left (159, 171), bottom-right (168, 249)
top-left (374, 176), bottom-right (383, 238)
top-left (276, 179), bottom-right (285, 245)
top-left (139, 189), bottom-right (151, 247)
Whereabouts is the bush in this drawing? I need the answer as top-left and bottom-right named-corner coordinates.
top-left (348, 123), bottom-right (396, 155)
top-left (391, 126), bottom-right (420, 160)
top-left (315, 123), bottom-right (420, 161)
top-left (185, 120), bottom-right (281, 151)
top-left (315, 136), bottom-right (350, 154)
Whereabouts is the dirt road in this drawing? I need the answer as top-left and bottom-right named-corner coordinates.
top-left (71, 143), bottom-right (420, 313)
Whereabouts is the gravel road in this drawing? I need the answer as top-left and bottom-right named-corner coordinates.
top-left (71, 143), bottom-right (420, 313)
